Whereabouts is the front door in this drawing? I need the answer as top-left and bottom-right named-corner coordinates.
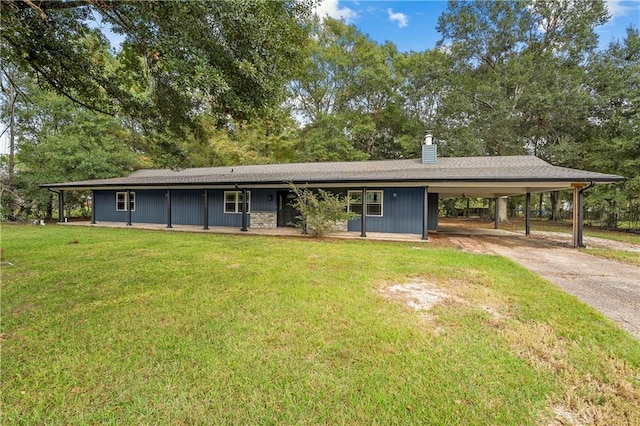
top-left (277, 191), bottom-right (298, 227)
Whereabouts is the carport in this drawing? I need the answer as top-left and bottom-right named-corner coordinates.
top-left (429, 179), bottom-right (598, 247)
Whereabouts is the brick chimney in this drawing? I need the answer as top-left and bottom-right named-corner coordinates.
top-left (421, 130), bottom-right (437, 164)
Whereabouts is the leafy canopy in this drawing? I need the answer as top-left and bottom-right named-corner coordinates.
top-left (1, 0), bottom-right (315, 155)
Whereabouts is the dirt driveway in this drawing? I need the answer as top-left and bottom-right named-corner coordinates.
top-left (450, 233), bottom-right (640, 340)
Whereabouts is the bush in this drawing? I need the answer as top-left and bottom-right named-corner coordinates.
top-left (289, 184), bottom-right (359, 237)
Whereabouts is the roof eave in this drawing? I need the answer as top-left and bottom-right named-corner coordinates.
top-left (39, 175), bottom-right (625, 191)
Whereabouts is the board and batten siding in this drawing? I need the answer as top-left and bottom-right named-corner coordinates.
top-left (347, 188), bottom-right (438, 234)
top-left (94, 189), bottom-right (279, 227)
top-left (93, 187), bottom-right (436, 233)
top-left (94, 190), bottom-right (166, 224)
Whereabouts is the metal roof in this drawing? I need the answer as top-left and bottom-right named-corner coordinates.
top-left (41, 155), bottom-right (623, 196)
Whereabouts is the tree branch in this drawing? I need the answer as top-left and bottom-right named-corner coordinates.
top-left (22, 0), bottom-right (48, 21)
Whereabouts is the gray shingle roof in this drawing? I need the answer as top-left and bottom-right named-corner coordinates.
top-left (42, 155), bottom-right (624, 189)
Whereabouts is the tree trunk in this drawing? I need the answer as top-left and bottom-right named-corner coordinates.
top-left (1, 69), bottom-right (18, 220)
top-left (549, 191), bottom-right (561, 221)
top-left (46, 193), bottom-right (53, 220)
top-left (497, 197), bottom-right (508, 222)
top-left (539, 193), bottom-right (544, 218)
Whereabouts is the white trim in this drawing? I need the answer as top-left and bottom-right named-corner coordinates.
top-left (116, 191), bottom-right (135, 212)
top-left (347, 190), bottom-right (383, 217)
top-left (224, 190), bottom-right (251, 214)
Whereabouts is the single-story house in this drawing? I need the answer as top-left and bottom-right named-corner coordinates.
top-left (41, 137), bottom-right (623, 247)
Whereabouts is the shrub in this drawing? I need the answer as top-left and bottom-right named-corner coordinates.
top-left (289, 184), bottom-right (359, 237)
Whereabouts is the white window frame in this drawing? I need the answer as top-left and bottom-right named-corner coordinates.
top-left (224, 190), bottom-right (251, 214)
top-left (347, 190), bottom-right (383, 217)
top-left (116, 191), bottom-right (135, 212)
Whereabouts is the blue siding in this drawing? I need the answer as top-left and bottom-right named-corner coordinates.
top-left (209, 190), bottom-right (243, 227)
top-left (94, 187), bottom-right (437, 234)
top-left (252, 189), bottom-right (277, 212)
top-left (171, 190), bottom-right (203, 225)
top-left (347, 188), bottom-right (438, 233)
top-left (94, 190), bottom-right (165, 224)
top-left (136, 190), bottom-right (167, 223)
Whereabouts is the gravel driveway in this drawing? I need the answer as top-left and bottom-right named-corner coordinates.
top-left (476, 235), bottom-right (640, 340)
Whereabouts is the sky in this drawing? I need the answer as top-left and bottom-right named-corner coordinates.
top-left (314, 0), bottom-right (640, 52)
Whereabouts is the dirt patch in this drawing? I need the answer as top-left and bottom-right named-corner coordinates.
top-left (379, 279), bottom-right (505, 322)
top-left (381, 280), bottom-right (451, 311)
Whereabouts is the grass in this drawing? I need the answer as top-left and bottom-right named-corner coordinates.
top-left (2, 225), bottom-right (639, 425)
top-left (581, 248), bottom-right (640, 267)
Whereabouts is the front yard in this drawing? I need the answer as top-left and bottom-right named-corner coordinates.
top-left (1, 225), bottom-right (639, 424)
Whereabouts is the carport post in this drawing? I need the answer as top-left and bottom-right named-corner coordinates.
top-left (58, 190), bottom-right (65, 223)
top-left (166, 189), bottom-right (173, 228)
top-left (525, 192), bottom-right (531, 236)
top-left (494, 197), bottom-right (499, 229)
top-left (90, 190), bottom-right (96, 224)
top-left (571, 184), bottom-right (584, 248)
top-left (360, 188), bottom-right (367, 237)
top-left (422, 186), bottom-right (429, 240)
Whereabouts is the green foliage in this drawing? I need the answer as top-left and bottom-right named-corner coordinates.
top-left (289, 184), bottom-right (359, 237)
top-left (435, 0), bottom-right (609, 157)
top-left (10, 84), bottom-right (139, 219)
top-left (1, 0), bottom-right (314, 161)
top-left (289, 18), bottom-right (422, 161)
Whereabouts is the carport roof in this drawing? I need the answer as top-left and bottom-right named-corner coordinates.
top-left (42, 155), bottom-right (623, 196)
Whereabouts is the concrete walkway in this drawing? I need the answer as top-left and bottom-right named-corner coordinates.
top-left (478, 235), bottom-right (640, 340)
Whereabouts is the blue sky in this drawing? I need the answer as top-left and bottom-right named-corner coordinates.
top-left (314, 0), bottom-right (640, 52)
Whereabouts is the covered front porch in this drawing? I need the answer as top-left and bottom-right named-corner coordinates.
top-left (58, 219), bottom-right (524, 243)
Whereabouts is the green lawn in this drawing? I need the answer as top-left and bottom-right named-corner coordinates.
top-left (2, 225), bottom-right (639, 425)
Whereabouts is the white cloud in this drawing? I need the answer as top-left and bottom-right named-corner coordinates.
top-left (314, 0), bottom-right (357, 23)
top-left (387, 8), bottom-right (408, 28)
top-left (605, 0), bottom-right (636, 19)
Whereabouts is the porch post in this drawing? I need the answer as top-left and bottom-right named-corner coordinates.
top-left (572, 184), bottom-right (584, 248)
top-left (360, 188), bottom-right (367, 237)
top-left (422, 186), bottom-right (429, 240)
top-left (240, 188), bottom-right (248, 232)
top-left (494, 197), bottom-right (499, 229)
top-left (525, 192), bottom-right (531, 236)
top-left (166, 189), bottom-right (173, 228)
top-left (202, 190), bottom-right (209, 230)
top-left (90, 190), bottom-right (96, 224)
top-left (58, 190), bottom-right (65, 223)
top-left (578, 186), bottom-right (585, 248)
top-left (126, 189), bottom-right (132, 226)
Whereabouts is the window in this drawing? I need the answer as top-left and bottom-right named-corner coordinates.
top-left (348, 190), bottom-right (383, 216)
top-left (224, 191), bottom-right (251, 213)
top-left (116, 192), bottom-right (135, 211)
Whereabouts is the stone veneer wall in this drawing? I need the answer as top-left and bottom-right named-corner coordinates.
top-left (330, 220), bottom-right (348, 232)
top-left (251, 211), bottom-right (277, 228)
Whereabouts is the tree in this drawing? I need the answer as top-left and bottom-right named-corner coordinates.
top-left (434, 0), bottom-right (611, 221)
top-left (10, 82), bottom-right (139, 219)
top-left (289, 17), bottom-right (420, 162)
top-left (551, 28), bottom-right (640, 228)
top-left (0, 66), bottom-right (22, 220)
top-left (181, 111), bottom-right (302, 167)
top-left (1, 0), bottom-right (314, 163)
top-left (435, 0), bottom-right (609, 157)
